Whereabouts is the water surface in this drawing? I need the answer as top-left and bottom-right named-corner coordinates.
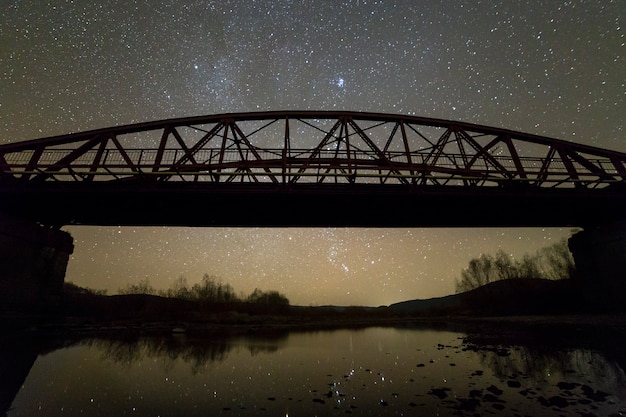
top-left (6, 326), bottom-right (626, 416)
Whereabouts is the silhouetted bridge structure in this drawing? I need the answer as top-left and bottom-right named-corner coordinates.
top-left (1, 111), bottom-right (625, 227)
top-left (0, 111), bottom-right (625, 310)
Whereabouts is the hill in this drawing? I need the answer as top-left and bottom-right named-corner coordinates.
top-left (389, 278), bottom-right (609, 316)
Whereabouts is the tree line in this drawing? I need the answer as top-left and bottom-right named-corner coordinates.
top-left (455, 238), bottom-right (575, 293)
top-left (118, 274), bottom-right (289, 305)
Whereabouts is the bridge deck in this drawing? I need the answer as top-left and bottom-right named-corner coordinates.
top-left (1, 181), bottom-right (624, 227)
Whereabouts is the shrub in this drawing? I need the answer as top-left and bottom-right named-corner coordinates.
top-left (247, 288), bottom-right (290, 305)
top-left (118, 274), bottom-right (290, 306)
top-left (118, 278), bottom-right (157, 295)
top-left (159, 276), bottom-right (191, 299)
top-left (189, 274), bottom-right (238, 303)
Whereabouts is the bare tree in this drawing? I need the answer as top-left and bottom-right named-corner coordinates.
top-left (538, 239), bottom-right (575, 280)
top-left (455, 254), bottom-right (496, 293)
top-left (119, 278), bottom-right (157, 295)
top-left (160, 276), bottom-right (191, 299)
top-left (118, 273), bottom-right (289, 305)
top-left (494, 250), bottom-right (517, 280)
top-left (455, 239), bottom-right (576, 293)
top-left (247, 288), bottom-right (290, 305)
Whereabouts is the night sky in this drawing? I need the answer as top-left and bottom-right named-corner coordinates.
top-left (1, 1), bottom-right (623, 306)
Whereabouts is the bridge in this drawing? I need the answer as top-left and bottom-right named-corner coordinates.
top-left (1, 111), bottom-right (625, 228)
top-left (0, 111), bottom-right (625, 309)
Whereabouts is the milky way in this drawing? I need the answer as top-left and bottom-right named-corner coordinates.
top-left (1, 1), bottom-right (623, 305)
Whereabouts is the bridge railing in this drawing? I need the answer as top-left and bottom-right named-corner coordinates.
top-left (1, 147), bottom-right (622, 188)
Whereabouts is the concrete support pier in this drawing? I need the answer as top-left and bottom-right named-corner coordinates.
top-left (569, 219), bottom-right (626, 297)
top-left (0, 213), bottom-right (74, 311)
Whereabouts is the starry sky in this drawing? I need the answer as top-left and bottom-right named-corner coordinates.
top-left (1, 1), bottom-right (623, 306)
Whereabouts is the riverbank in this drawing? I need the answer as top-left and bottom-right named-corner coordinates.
top-left (2, 277), bottom-right (625, 340)
top-left (4, 307), bottom-right (626, 341)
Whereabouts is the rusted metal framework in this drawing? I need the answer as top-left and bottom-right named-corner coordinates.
top-left (0, 111), bottom-right (624, 227)
top-left (1, 111), bottom-right (625, 188)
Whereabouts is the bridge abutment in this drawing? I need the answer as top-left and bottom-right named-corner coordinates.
top-left (569, 220), bottom-right (626, 304)
top-left (0, 213), bottom-right (73, 311)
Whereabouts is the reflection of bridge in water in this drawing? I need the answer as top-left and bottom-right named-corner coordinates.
top-left (0, 111), bottom-right (625, 227)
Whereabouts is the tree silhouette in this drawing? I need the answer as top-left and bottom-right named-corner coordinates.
top-left (455, 239), bottom-right (575, 293)
top-left (118, 274), bottom-right (289, 305)
top-left (247, 288), bottom-right (290, 305)
top-left (118, 278), bottom-right (157, 295)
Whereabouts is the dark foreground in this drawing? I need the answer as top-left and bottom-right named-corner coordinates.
top-left (3, 277), bottom-right (626, 416)
top-left (3, 316), bottom-right (626, 417)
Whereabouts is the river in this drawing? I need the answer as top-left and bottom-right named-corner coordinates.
top-left (3, 325), bottom-right (626, 416)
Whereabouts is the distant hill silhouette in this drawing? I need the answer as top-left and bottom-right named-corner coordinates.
top-left (389, 278), bottom-right (622, 316)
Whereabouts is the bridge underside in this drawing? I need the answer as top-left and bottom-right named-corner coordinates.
top-left (2, 182), bottom-right (624, 228)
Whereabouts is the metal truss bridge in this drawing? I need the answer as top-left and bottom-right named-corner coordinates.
top-left (0, 111), bottom-right (625, 227)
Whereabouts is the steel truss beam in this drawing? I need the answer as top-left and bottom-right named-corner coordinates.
top-left (0, 111), bottom-right (624, 227)
top-left (0, 111), bottom-right (623, 189)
